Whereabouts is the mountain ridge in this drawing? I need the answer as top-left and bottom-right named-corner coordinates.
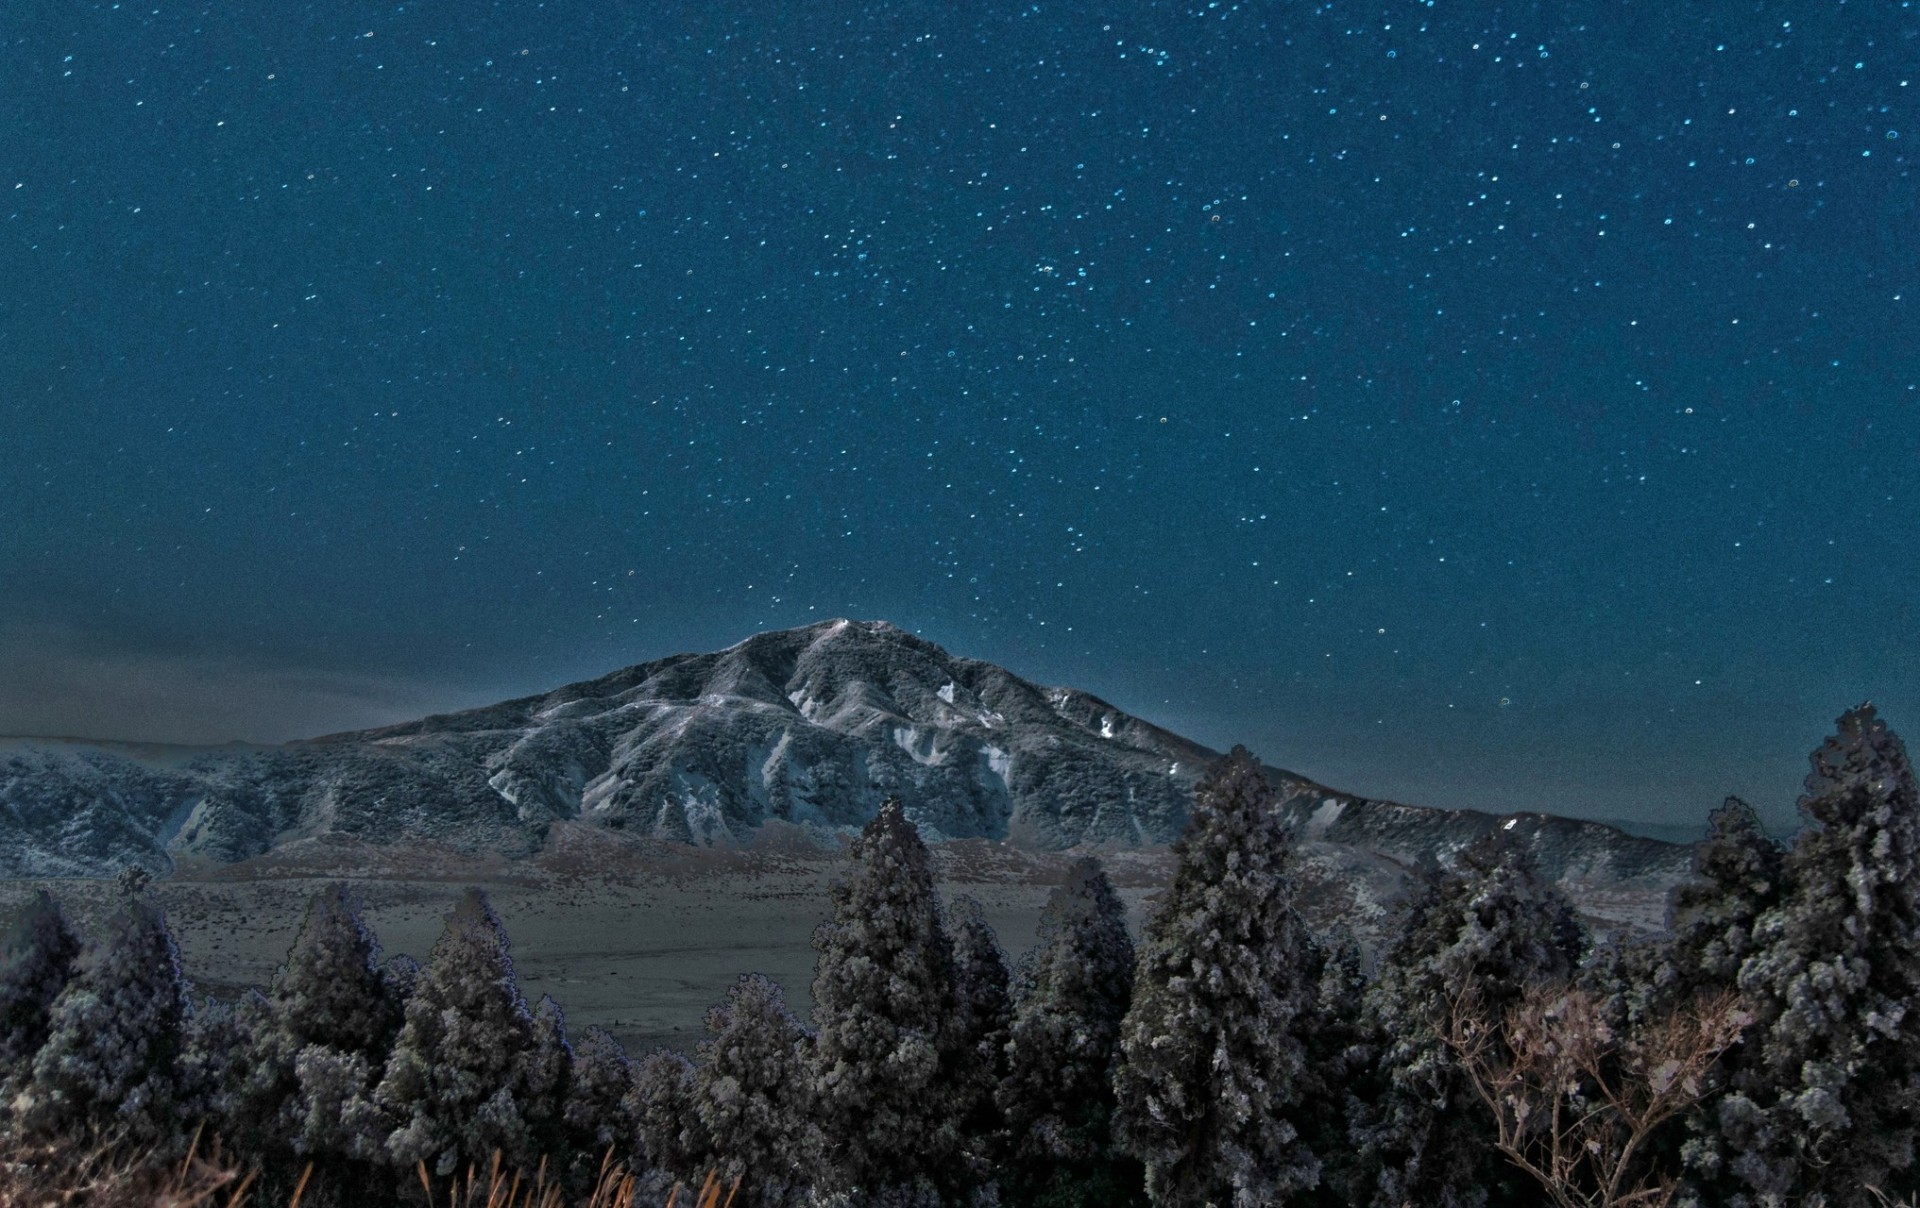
top-left (0, 619), bottom-right (1695, 906)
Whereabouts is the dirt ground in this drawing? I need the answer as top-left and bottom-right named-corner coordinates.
top-left (0, 825), bottom-right (1181, 1059)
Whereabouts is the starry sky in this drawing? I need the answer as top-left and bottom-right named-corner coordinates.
top-left (4, 0), bottom-right (1916, 836)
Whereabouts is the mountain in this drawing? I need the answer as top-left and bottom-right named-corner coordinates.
top-left (0, 619), bottom-right (1697, 903)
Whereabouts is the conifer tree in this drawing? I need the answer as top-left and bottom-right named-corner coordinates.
top-left (802, 796), bottom-right (965, 1204)
top-left (380, 953), bottom-right (422, 1015)
top-left (178, 993), bottom-right (251, 1138)
top-left (274, 883), bottom-right (404, 1057)
top-left (1655, 798), bottom-right (1784, 1018)
top-left (0, 890), bottom-right (82, 1084)
top-left (997, 856), bottom-right (1143, 1207)
top-left (1110, 746), bottom-right (1323, 1207)
top-left (1295, 931), bottom-right (1371, 1208)
top-left (629, 1047), bottom-right (711, 1194)
top-left (19, 895), bottom-right (192, 1155)
top-left (524, 995), bottom-right (575, 1180)
top-left (691, 973), bottom-right (813, 1207)
top-left (218, 884), bottom-right (408, 1201)
top-left (565, 1026), bottom-right (638, 1179)
top-left (1352, 830), bottom-right (1587, 1208)
top-left (1610, 797), bottom-right (1781, 1206)
top-left (946, 893), bottom-right (1014, 1198)
top-left (375, 888), bottom-right (540, 1176)
top-left (1701, 704), bottom-right (1920, 1207)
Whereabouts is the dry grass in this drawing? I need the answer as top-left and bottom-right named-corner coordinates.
top-left (1, 1131), bottom-right (743, 1208)
top-left (410, 1148), bottom-right (744, 1208)
top-left (0, 1124), bottom-right (257, 1207)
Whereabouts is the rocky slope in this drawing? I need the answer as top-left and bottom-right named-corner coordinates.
top-left (0, 619), bottom-right (1698, 910)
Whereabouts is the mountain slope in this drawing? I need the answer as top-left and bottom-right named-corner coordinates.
top-left (0, 620), bottom-right (1696, 900)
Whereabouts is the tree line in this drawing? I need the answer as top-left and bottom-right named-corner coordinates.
top-left (1, 703), bottom-right (1916, 1207)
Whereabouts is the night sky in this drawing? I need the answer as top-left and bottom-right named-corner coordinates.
top-left (4, 1), bottom-right (1916, 836)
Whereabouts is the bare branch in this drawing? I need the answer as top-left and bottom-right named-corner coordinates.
top-left (1442, 982), bottom-right (1746, 1208)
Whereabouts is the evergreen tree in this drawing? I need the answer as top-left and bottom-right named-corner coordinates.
top-left (291, 1044), bottom-right (389, 1167)
top-left (565, 1026), bottom-right (638, 1180)
top-left (374, 888), bottom-right (540, 1176)
top-left (1294, 931), bottom-right (1371, 1208)
top-left (1657, 798), bottom-right (1785, 1018)
top-left (1110, 747), bottom-right (1323, 1207)
top-left (629, 1047), bottom-right (711, 1194)
top-left (380, 953), bottom-right (422, 1014)
top-left (19, 896), bottom-right (193, 1155)
top-left (0, 890), bottom-right (82, 1087)
top-left (275, 883), bottom-right (404, 1056)
top-left (802, 796), bottom-right (965, 1204)
top-left (691, 973), bottom-right (813, 1207)
top-left (524, 996), bottom-right (575, 1180)
top-left (221, 884), bottom-right (409, 1202)
top-left (1610, 797), bottom-right (1780, 1207)
top-left (177, 993), bottom-right (251, 1139)
top-left (946, 894), bottom-right (1014, 1199)
top-left (1351, 830), bottom-right (1587, 1208)
top-left (997, 856), bottom-right (1143, 1208)
top-left (1703, 704), bottom-right (1920, 1207)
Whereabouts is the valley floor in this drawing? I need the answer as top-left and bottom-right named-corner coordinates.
top-left (0, 825), bottom-right (1180, 1057)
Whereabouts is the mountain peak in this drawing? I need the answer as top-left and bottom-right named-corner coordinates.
top-left (0, 622), bottom-right (1692, 912)
top-left (0, 622), bottom-right (1235, 872)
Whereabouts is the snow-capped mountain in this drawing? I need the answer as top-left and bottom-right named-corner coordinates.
top-left (0, 619), bottom-right (1696, 896)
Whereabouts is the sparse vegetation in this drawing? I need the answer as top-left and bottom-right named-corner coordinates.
top-left (2, 707), bottom-right (1918, 1205)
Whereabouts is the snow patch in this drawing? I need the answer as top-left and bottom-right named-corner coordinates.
top-left (938, 682), bottom-right (957, 705)
top-left (891, 726), bottom-right (941, 766)
top-left (580, 772), bottom-right (626, 813)
top-left (1304, 798), bottom-right (1346, 840)
top-left (1100, 714), bottom-right (1116, 739)
top-left (670, 770), bottom-right (731, 843)
top-left (982, 745), bottom-right (1012, 790)
top-left (743, 741), bottom-right (776, 812)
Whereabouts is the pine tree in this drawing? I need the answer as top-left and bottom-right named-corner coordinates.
top-left (802, 796), bottom-right (964, 1203)
top-left (1704, 704), bottom-right (1920, 1207)
top-left (1352, 830), bottom-right (1587, 1208)
top-left (946, 894), bottom-right (1014, 1200)
top-left (997, 856), bottom-right (1143, 1208)
top-left (19, 896), bottom-right (193, 1155)
top-left (691, 973), bottom-right (813, 1207)
top-left (1110, 746), bottom-right (1323, 1207)
top-left (375, 888), bottom-right (539, 1176)
top-left (0, 890), bottom-right (82, 1086)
